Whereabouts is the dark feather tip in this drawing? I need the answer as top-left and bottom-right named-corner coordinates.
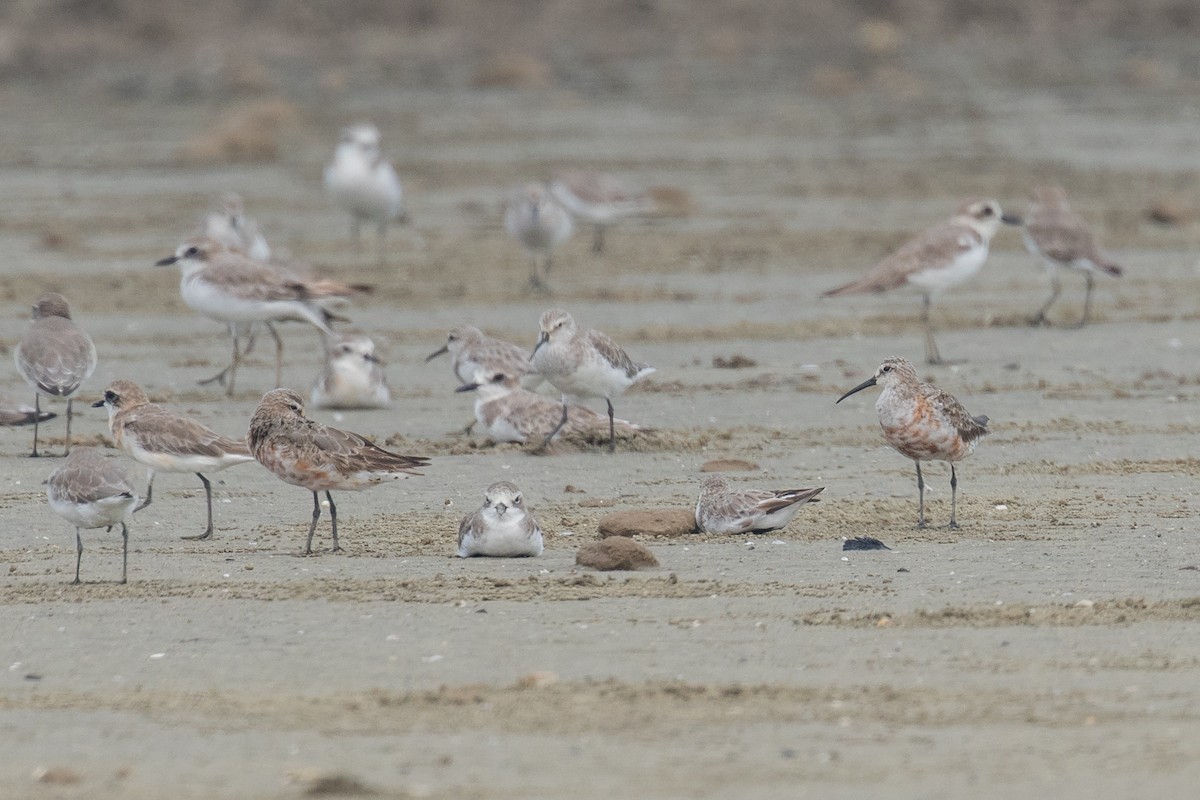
top-left (842, 536), bottom-right (892, 551)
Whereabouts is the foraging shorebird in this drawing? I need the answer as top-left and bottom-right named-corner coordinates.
top-left (1022, 186), bottom-right (1123, 328)
top-left (505, 184), bottom-right (573, 291)
top-left (426, 325), bottom-right (541, 390)
top-left (94, 380), bottom-right (255, 540)
top-left (46, 447), bottom-right (138, 584)
top-left (457, 481), bottom-right (544, 557)
top-left (529, 309), bottom-right (655, 453)
top-left (837, 356), bottom-right (989, 529)
top-left (14, 292), bottom-right (97, 457)
top-left (695, 474), bottom-right (824, 534)
top-left (549, 170), bottom-right (651, 254)
top-left (156, 237), bottom-right (369, 396)
top-left (311, 335), bottom-right (390, 410)
top-left (247, 389), bottom-right (428, 554)
top-left (822, 199), bottom-right (1021, 365)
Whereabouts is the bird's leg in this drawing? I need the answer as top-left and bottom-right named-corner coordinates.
top-left (376, 222), bottom-right (388, 266)
top-left (921, 295), bottom-right (943, 365)
top-left (915, 461), bottom-right (927, 529)
top-left (30, 394), bottom-right (41, 458)
top-left (181, 473), bottom-right (214, 541)
top-left (1073, 273), bottom-right (1095, 329)
top-left (73, 527), bottom-right (83, 585)
top-left (265, 322), bottom-right (284, 388)
top-left (198, 324), bottom-right (242, 392)
top-left (64, 399), bottom-right (74, 455)
top-left (592, 225), bottom-right (606, 254)
top-left (120, 522), bottom-right (128, 584)
top-left (304, 491), bottom-right (321, 555)
top-left (606, 398), bottom-right (616, 453)
top-left (1030, 270), bottom-right (1061, 327)
top-left (534, 397), bottom-right (570, 453)
top-left (529, 256), bottom-right (549, 293)
top-left (327, 491), bottom-right (342, 553)
top-left (948, 464), bottom-right (960, 530)
top-left (351, 217), bottom-right (362, 251)
top-left (134, 469), bottom-right (155, 512)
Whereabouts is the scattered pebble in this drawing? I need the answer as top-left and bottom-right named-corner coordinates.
top-left (842, 536), bottom-right (892, 551)
top-left (576, 538), bottom-right (659, 571)
top-left (598, 508), bottom-right (697, 538)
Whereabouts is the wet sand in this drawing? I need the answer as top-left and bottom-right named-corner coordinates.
top-left (1, 46), bottom-right (1200, 800)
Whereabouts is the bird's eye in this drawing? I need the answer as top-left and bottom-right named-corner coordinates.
top-left (980, 206), bottom-right (994, 217)
top-left (882, 365), bottom-right (892, 373)
top-left (105, 391), bottom-right (117, 402)
top-left (492, 373), bottom-right (504, 383)
top-left (513, 495), bottom-right (522, 505)
top-left (288, 403), bottom-right (301, 411)
top-left (483, 497), bottom-right (491, 507)
top-left (185, 246), bottom-right (199, 257)
top-left (448, 334), bottom-right (457, 341)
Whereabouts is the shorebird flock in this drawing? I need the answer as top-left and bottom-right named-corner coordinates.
top-left (3, 121), bottom-right (1131, 583)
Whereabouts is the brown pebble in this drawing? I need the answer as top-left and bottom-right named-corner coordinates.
top-left (700, 458), bottom-right (759, 473)
top-left (1146, 196), bottom-right (1196, 225)
top-left (712, 354), bottom-right (757, 369)
top-left (34, 766), bottom-right (81, 785)
top-left (577, 538), bottom-right (659, 570)
top-left (598, 508), bottom-right (697, 538)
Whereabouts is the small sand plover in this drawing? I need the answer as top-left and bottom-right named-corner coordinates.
top-left (549, 170), bottom-right (651, 254)
top-left (822, 199), bottom-right (1021, 365)
top-left (529, 309), bottom-right (655, 453)
top-left (457, 481), bottom-right (544, 557)
top-left (247, 389), bottom-right (428, 555)
top-left (695, 474), bottom-right (823, 534)
top-left (311, 335), bottom-right (390, 410)
top-left (324, 123), bottom-right (406, 254)
top-left (456, 368), bottom-right (646, 446)
top-left (156, 237), bottom-right (369, 395)
top-left (505, 184), bottom-right (573, 291)
top-left (1022, 186), bottom-right (1123, 328)
top-left (93, 380), bottom-right (255, 541)
top-left (14, 292), bottom-right (97, 457)
top-left (46, 446), bottom-right (138, 584)
top-left (837, 356), bottom-right (989, 529)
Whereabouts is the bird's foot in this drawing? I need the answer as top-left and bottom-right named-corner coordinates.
top-left (181, 530), bottom-right (213, 541)
top-left (946, 521), bottom-right (960, 530)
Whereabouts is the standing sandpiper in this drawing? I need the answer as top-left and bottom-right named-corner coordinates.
top-left (505, 184), bottom-right (573, 291)
top-left (822, 199), bottom-right (1021, 365)
top-left (1022, 186), bottom-right (1123, 328)
top-left (529, 309), bottom-right (655, 453)
top-left (46, 447), bottom-right (139, 584)
top-left (837, 356), bottom-right (989, 529)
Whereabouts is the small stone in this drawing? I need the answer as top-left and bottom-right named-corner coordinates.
top-left (576, 538), bottom-right (659, 571)
top-left (33, 766), bottom-right (81, 785)
top-left (598, 508), bottom-right (697, 538)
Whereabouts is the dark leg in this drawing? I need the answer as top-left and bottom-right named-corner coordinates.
top-left (304, 491), bottom-right (322, 555)
top-left (64, 399), bottom-right (74, 454)
top-left (120, 522), bottom-right (129, 584)
top-left (376, 222), bottom-right (388, 265)
top-left (606, 398), bottom-right (616, 453)
top-left (921, 294), bottom-right (944, 366)
top-left (30, 394), bottom-right (41, 457)
top-left (1030, 270), bottom-right (1061, 326)
top-left (135, 470), bottom-right (155, 512)
top-left (1073, 273), bottom-right (1095, 329)
top-left (529, 256), bottom-right (548, 292)
top-left (535, 397), bottom-right (570, 452)
top-left (915, 461), bottom-right (927, 529)
top-left (351, 217), bottom-right (362, 250)
top-left (948, 464), bottom-right (960, 530)
top-left (181, 473), bottom-right (215, 540)
top-left (327, 491), bottom-right (342, 553)
top-left (198, 324), bottom-right (242, 395)
top-left (592, 225), bottom-right (606, 254)
top-left (73, 527), bottom-right (83, 584)
top-left (265, 322), bottom-right (284, 388)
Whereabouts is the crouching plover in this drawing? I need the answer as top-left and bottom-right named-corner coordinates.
top-left (529, 309), bottom-right (655, 453)
top-left (695, 474), bottom-right (823, 534)
top-left (456, 368), bottom-right (647, 446)
top-left (248, 389), bottom-right (429, 554)
top-left (46, 447), bottom-right (138, 584)
top-left (505, 184), bottom-right (573, 291)
top-left (837, 356), bottom-right (989, 529)
top-left (1022, 186), bottom-right (1123, 328)
top-left (156, 237), bottom-right (370, 396)
top-left (549, 170), bottom-right (651, 254)
top-left (324, 123), bottom-right (406, 255)
top-left (822, 199), bottom-right (1021, 365)
top-left (94, 380), bottom-right (255, 540)
top-left (311, 335), bottom-right (390, 409)
top-left (457, 481), bottom-right (544, 557)
top-left (14, 292), bottom-right (97, 457)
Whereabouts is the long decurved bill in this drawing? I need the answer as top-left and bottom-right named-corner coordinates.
top-left (836, 376), bottom-right (877, 404)
top-left (530, 332), bottom-right (549, 359)
top-left (425, 344), bottom-right (449, 362)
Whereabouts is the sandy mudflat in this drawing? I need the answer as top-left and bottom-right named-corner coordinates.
top-left (2, 19), bottom-right (1200, 799)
